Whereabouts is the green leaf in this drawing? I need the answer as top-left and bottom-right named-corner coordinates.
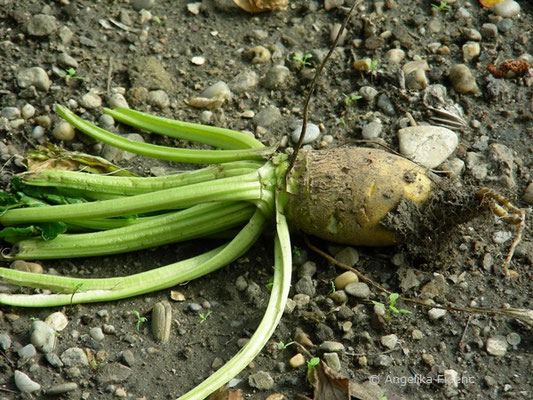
top-left (39, 221), bottom-right (68, 240)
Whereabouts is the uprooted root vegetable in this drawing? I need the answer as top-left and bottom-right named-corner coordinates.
top-left (0, 105), bottom-right (526, 399)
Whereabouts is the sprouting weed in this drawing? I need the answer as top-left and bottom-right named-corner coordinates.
top-left (293, 53), bottom-right (313, 67)
top-left (328, 280), bottom-right (336, 296)
top-left (372, 293), bottom-right (411, 322)
top-left (153, 16), bottom-right (163, 25)
top-left (65, 68), bottom-right (85, 82)
top-left (132, 310), bottom-right (147, 332)
top-left (432, 1), bottom-right (450, 11)
top-left (370, 59), bottom-right (379, 71)
top-left (343, 93), bottom-right (362, 106)
top-left (340, 116), bottom-right (346, 127)
top-left (265, 275), bottom-right (274, 291)
top-left (199, 311), bottom-right (211, 323)
top-left (277, 341), bottom-right (295, 351)
top-left (292, 246), bottom-right (302, 258)
top-left (306, 357), bottom-right (320, 378)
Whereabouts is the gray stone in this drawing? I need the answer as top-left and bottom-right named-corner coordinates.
top-left (506, 332), bottom-right (521, 346)
top-left (253, 106), bottom-right (281, 128)
top-left (291, 120), bottom-right (320, 144)
top-left (398, 125), bottom-right (458, 168)
top-left (374, 354), bottom-right (393, 367)
top-left (21, 104), bottom-right (35, 119)
top-left (61, 348), bottom-right (89, 367)
top-left (248, 371), bottom-right (274, 390)
top-left (120, 350), bottom-right (135, 367)
top-left (462, 42), bottom-right (480, 62)
top-left (45, 312), bottom-right (68, 331)
top-left (147, 90), bottom-right (169, 108)
top-left (45, 353), bottom-right (63, 368)
top-left (57, 53), bottom-right (78, 69)
top-left (359, 86), bottom-right (378, 102)
top-left (466, 152), bottom-right (488, 180)
top-left (102, 133), bottom-right (144, 162)
top-left (52, 122), bottom-right (75, 141)
top-left (58, 26), bottom-right (73, 44)
top-left (235, 275), bottom-right (248, 291)
top-left (228, 70), bottom-right (258, 94)
top-left (298, 261), bottom-right (317, 279)
top-left (27, 14), bottom-right (57, 37)
top-left (324, 0), bottom-right (344, 11)
top-left (345, 282), bottom-right (370, 299)
top-left (486, 336), bottom-right (507, 356)
top-left (493, 0), bottom-right (520, 18)
top-left (377, 94), bottom-right (395, 116)
top-left (31, 321), bottom-right (56, 353)
top-left (130, 57), bottom-right (173, 91)
top-left (89, 327), bottom-right (105, 341)
top-left (18, 344), bottom-right (37, 359)
top-left (361, 121), bottom-right (382, 139)
top-left (99, 114), bottom-right (115, 130)
top-left (200, 81), bottom-right (231, 100)
top-left (319, 340), bottom-right (344, 353)
top-left (380, 334), bottom-right (398, 350)
top-left (188, 303), bottom-right (202, 312)
top-left (295, 276), bottom-right (315, 296)
top-left (109, 93), bottom-right (129, 109)
top-left (523, 183), bottom-right (533, 205)
top-left (14, 370), bottom-right (40, 393)
top-left (323, 352), bottom-right (341, 371)
top-left (462, 28), bottom-right (482, 41)
top-left (428, 308), bottom-right (447, 320)
top-left (493, 231), bottom-right (512, 244)
top-left (45, 382), bottom-right (78, 395)
top-left (334, 247), bottom-right (359, 267)
top-left (96, 363), bottom-right (132, 384)
top-left (17, 67), bottom-right (51, 92)
top-left (132, 0), bottom-right (155, 11)
top-left (481, 23), bottom-right (498, 41)
top-left (497, 19), bottom-right (513, 33)
top-left (262, 65), bottom-right (291, 89)
top-left (2, 107), bottom-right (21, 120)
top-left (0, 333), bottom-right (11, 350)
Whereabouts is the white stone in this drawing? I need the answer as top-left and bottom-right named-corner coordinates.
top-left (398, 125), bottom-right (458, 168)
top-left (486, 336), bottom-right (508, 356)
top-left (291, 121), bottom-right (320, 144)
top-left (14, 371), bottom-right (41, 393)
top-left (492, 0), bottom-right (520, 18)
top-left (191, 56), bottom-right (205, 65)
top-left (380, 334), bottom-right (398, 350)
top-left (45, 311), bottom-right (68, 331)
top-left (428, 308), bottom-right (447, 320)
top-left (80, 91), bottom-right (102, 109)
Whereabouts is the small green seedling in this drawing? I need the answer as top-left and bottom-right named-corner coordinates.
top-left (199, 311), bottom-right (211, 324)
top-left (70, 282), bottom-right (84, 305)
top-left (370, 59), bottom-right (379, 71)
top-left (292, 245), bottom-right (302, 258)
top-left (265, 275), bottom-right (274, 291)
top-left (432, 1), bottom-right (449, 11)
top-left (328, 280), bottom-right (336, 296)
top-left (293, 53), bottom-right (313, 67)
top-left (340, 116), bottom-right (346, 127)
top-left (277, 341), bottom-right (295, 351)
top-left (65, 68), bottom-right (85, 82)
top-left (153, 16), bottom-right (163, 25)
top-left (372, 293), bottom-right (411, 322)
top-left (132, 310), bottom-right (147, 332)
top-left (343, 93), bottom-right (362, 106)
top-left (306, 357), bottom-right (320, 379)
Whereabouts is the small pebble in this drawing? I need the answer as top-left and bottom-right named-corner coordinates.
top-left (61, 348), bottom-right (89, 367)
top-left (385, 49), bottom-right (405, 64)
top-left (35, 115), bottom-right (51, 128)
top-left (109, 93), bottom-right (129, 109)
top-left (27, 14), bottom-right (57, 37)
top-left (462, 28), bottom-right (482, 41)
top-left (57, 53), bottom-right (78, 69)
top-left (115, 387), bottom-right (127, 398)
top-left (291, 121), bottom-right (320, 144)
top-left (523, 183), bottom-right (533, 205)
top-left (17, 67), bottom-right (51, 92)
top-left (147, 90), bottom-right (169, 108)
top-left (21, 104), bottom-right (36, 119)
top-left (428, 308), bottom-right (447, 320)
top-left (289, 353), bottom-right (305, 368)
top-left (295, 277), bottom-right (315, 296)
top-left (374, 354), bottom-right (393, 367)
top-left (45, 353), bottom-right (63, 368)
top-left (31, 320), bottom-right (56, 353)
top-left (99, 114), bottom-right (115, 130)
top-left (377, 94), bottom-right (396, 116)
top-left (334, 247), bottom-right (359, 266)
top-left (89, 327), bottom-right (105, 342)
top-left (298, 261), bottom-right (317, 278)
top-left (246, 46), bottom-right (271, 64)
top-left (497, 18), bottom-right (513, 33)
top-left (229, 70), bottom-right (258, 94)
top-left (14, 370), bottom-right (41, 393)
top-left (359, 86), bottom-right (378, 102)
top-left (45, 312), bottom-right (68, 331)
top-left (187, 2), bottom-right (202, 14)
top-left (412, 329), bottom-right (424, 340)
top-left (334, 271), bottom-right (358, 290)
top-left (248, 371), bottom-right (274, 390)
top-left (345, 282), bottom-right (370, 299)
top-left (506, 332), bottom-right (521, 346)
top-left (262, 65), bottom-right (291, 89)
top-left (493, 0), bottom-right (521, 18)
top-left (486, 336), bottom-right (507, 356)
top-left (319, 341), bottom-right (344, 353)
top-left (323, 352), bottom-right (341, 371)
top-left (398, 125), bottom-right (458, 168)
top-left (170, 290), bottom-right (186, 301)
top-left (462, 42), bottom-right (480, 62)
top-left (18, 344), bottom-right (37, 359)
top-left (52, 122), bottom-right (75, 141)
top-left (46, 382), bottom-right (78, 395)
top-left (120, 350), bottom-right (135, 367)
top-left (353, 58), bottom-right (372, 72)
top-left (324, 0), bottom-right (344, 10)
top-left (253, 106), bottom-right (281, 128)
top-left (132, 0), bottom-right (155, 11)
top-left (361, 121), bottom-right (382, 139)
top-left (380, 334), bottom-right (398, 350)
top-left (481, 23), bottom-right (498, 41)
top-left (191, 56), bottom-right (205, 65)
top-left (0, 333), bottom-right (11, 350)
top-left (330, 290), bottom-right (348, 304)
top-left (449, 64), bottom-right (479, 95)
top-left (80, 91), bottom-right (102, 109)
top-left (493, 231), bottom-right (512, 244)
top-left (2, 107), bottom-right (21, 120)
top-left (422, 353), bottom-right (435, 366)
top-left (188, 303), bottom-right (202, 312)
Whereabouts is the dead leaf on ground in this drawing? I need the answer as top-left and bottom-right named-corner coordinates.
top-left (308, 360), bottom-right (350, 400)
top-left (479, 0), bottom-right (506, 7)
top-left (207, 386), bottom-right (244, 400)
top-left (232, 0), bottom-right (288, 13)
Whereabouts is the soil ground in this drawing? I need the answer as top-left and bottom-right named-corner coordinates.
top-left (0, 0), bottom-right (532, 399)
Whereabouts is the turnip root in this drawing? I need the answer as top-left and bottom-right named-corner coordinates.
top-left (284, 147), bottom-right (434, 246)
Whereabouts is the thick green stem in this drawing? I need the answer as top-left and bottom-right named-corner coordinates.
top-left (0, 171), bottom-right (264, 225)
top-left (104, 107), bottom-right (264, 150)
top-left (55, 105), bottom-right (274, 164)
top-left (9, 202), bottom-right (255, 259)
top-left (18, 161), bottom-right (264, 197)
top-left (0, 210), bottom-right (267, 307)
top-left (177, 202), bottom-right (292, 400)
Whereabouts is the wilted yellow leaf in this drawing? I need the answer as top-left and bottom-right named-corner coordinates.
top-left (479, 0), bottom-right (506, 7)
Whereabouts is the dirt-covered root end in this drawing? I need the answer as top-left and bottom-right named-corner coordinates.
top-left (283, 147), bottom-right (434, 246)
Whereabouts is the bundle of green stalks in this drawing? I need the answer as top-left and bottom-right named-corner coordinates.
top-left (0, 105), bottom-right (521, 399)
